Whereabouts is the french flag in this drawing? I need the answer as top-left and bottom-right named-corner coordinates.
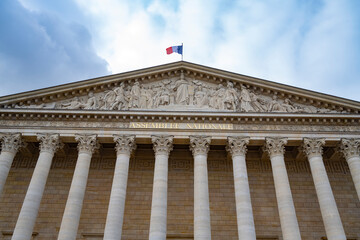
top-left (166, 45), bottom-right (183, 55)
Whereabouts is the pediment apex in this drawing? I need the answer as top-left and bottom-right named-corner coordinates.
top-left (0, 61), bottom-right (359, 114)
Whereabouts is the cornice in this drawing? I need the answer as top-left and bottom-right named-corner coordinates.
top-left (0, 109), bottom-right (359, 127)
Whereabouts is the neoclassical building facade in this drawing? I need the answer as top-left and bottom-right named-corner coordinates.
top-left (0, 61), bottom-right (359, 240)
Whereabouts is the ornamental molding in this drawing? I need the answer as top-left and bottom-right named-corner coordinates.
top-left (189, 136), bottom-right (211, 156)
top-left (151, 135), bottom-right (174, 156)
top-left (302, 138), bottom-right (326, 158)
top-left (226, 136), bottom-right (249, 157)
top-left (1, 62), bottom-right (359, 114)
top-left (37, 133), bottom-right (62, 154)
top-left (75, 134), bottom-right (99, 154)
top-left (264, 137), bottom-right (288, 157)
top-left (113, 135), bottom-right (136, 156)
top-left (339, 138), bottom-right (360, 159)
top-left (1, 109), bottom-right (359, 128)
top-left (0, 133), bottom-right (26, 154)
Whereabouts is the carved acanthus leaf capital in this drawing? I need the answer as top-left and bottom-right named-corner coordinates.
top-left (152, 135), bottom-right (173, 156)
top-left (37, 133), bottom-right (63, 154)
top-left (113, 135), bottom-right (136, 156)
top-left (0, 133), bottom-right (26, 154)
top-left (226, 137), bottom-right (249, 157)
top-left (189, 136), bottom-right (211, 156)
top-left (339, 138), bottom-right (360, 159)
top-left (264, 137), bottom-right (288, 157)
top-left (302, 138), bottom-right (325, 158)
top-left (75, 134), bottom-right (99, 154)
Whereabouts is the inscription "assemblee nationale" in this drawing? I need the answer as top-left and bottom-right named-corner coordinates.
top-left (129, 122), bottom-right (233, 130)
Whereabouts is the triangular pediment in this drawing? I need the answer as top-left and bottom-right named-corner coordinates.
top-left (0, 61), bottom-right (359, 114)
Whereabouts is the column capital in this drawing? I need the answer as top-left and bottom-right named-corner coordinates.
top-left (75, 134), bottom-right (99, 154)
top-left (339, 138), bottom-right (360, 160)
top-left (189, 136), bottom-right (211, 156)
top-left (37, 133), bottom-right (62, 154)
top-left (302, 138), bottom-right (325, 158)
top-left (264, 137), bottom-right (288, 157)
top-left (113, 135), bottom-right (136, 156)
top-left (226, 137), bottom-right (249, 157)
top-left (151, 135), bottom-right (173, 156)
top-left (0, 133), bottom-right (26, 154)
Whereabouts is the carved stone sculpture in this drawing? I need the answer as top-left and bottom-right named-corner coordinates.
top-left (61, 97), bottom-right (84, 110)
top-left (175, 73), bottom-right (190, 105)
top-left (239, 85), bottom-right (253, 112)
top-left (129, 81), bottom-right (140, 108)
top-left (10, 73), bottom-right (343, 114)
top-left (224, 82), bottom-right (238, 111)
top-left (83, 92), bottom-right (97, 110)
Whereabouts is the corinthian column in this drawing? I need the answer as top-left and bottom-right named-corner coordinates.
top-left (302, 138), bottom-right (346, 240)
top-left (264, 137), bottom-right (301, 240)
top-left (12, 134), bottom-right (62, 240)
top-left (227, 137), bottom-right (256, 240)
top-left (339, 138), bottom-right (360, 200)
top-left (103, 135), bottom-right (136, 240)
top-left (189, 136), bottom-right (211, 240)
top-left (0, 133), bottom-right (25, 196)
top-left (58, 134), bottom-right (99, 240)
top-left (149, 135), bottom-right (173, 240)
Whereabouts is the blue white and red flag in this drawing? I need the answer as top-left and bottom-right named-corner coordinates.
top-left (166, 45), bottom-right (183, 55)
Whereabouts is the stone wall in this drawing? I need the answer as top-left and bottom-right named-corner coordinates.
top-left (0, 145), bottom-right (359, 240)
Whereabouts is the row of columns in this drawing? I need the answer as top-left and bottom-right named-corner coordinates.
top-left (0, 133), bottom-right (359, 240)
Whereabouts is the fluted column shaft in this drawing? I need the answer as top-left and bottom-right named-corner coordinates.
top-left (103, 135), bottom-right (136, 240)
top-left (149, 135), bottom-right (173, 240)
top-left (227, 137), bottom-right (256, 240)
top-left (190, 136), bottom-right (211, 240)
top-left (0, 133), bottom-right (24, 196)
top-left (58, 135), bottom-right (98, 240)
top-left (12, 134), bottom-right (62, 240)
top-left (303, 138), bottom-right (346, 240)
top-left (340, 138), bottom-right (360, 200)
top-left (265, 138), bottom-right (301, 240)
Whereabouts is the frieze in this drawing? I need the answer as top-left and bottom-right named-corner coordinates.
top-left (2, 118), bottom-right (359, 134)
top-left (9, 72), bottom-right (343, 114)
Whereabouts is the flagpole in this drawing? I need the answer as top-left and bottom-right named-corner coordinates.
top-left (181, 43), bottom-right (183, 61)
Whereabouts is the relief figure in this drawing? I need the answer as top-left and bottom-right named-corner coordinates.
top-left (175, 77), bottom-right (190, 105)
top-left (83, 92), bottom-right (97, 110)
top-left (110, 83), bottom-right (127, 110)
top-left (129, 81), bottom-right (141, 108)
top-left (224, 82), bottom-right (238, 111)
top-left (239, 85), bottom-right (253, 112)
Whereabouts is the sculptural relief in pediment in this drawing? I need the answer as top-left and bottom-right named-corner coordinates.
top-left (12, 73), bottom-right (340, 113)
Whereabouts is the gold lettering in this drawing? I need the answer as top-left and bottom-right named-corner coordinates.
top-left (129, 122), bottom-right (233, 130)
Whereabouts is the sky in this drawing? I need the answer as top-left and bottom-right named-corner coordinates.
top-left (1, 0), bottom-right (360, 101)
